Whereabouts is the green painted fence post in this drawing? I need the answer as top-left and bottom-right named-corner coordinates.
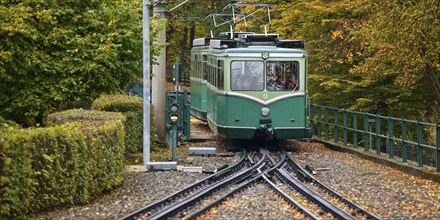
top-left (376, 114), bottom-right (381, 155)
top-left (325, 107), bottom-right (329, 141)
top-left (364, 112), bottom-right (369, 152)
top-left (417, 119), bottom-right (423, 167)
top-left (172, 123), bottom-right (177, 161)
top-left (388, 116), bottom-right (394, 158)
top-left (310, 104), bottom-right (314, 135)
top-left (343, 109), bottom-right (347, 146)
top-left (317, 105), bottom-right (321, 138)
top-left (436, 123), bottom-right (439, 172)
top-left (402, 118), bottom-right (408, 163)
top-left (353, 112), bottom-right (358, 148)
top-left (334, 108), bottom-right (339, 143)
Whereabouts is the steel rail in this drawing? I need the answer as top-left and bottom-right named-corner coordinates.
top-left (185, 148), bottom-right (318, 220)
top-left (144, 153), bottom-right (268, 220)
top-left (120, 149), bottom-right (247, 220)
top-left (261, 148), bottom-right (320, 219)
top-left (184, 173), bottom-right (260, 220)
top-left (284, 152), bottom-right (380, 220)
top-left (275, 167), bottom-right (357, 220)
top-left (261, 174), bottom-right (319, 220)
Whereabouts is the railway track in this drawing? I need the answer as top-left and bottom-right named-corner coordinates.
top-left (121, 147), bottom-right (380, 220)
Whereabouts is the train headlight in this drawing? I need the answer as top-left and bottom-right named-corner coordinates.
top-left (170, 114), bottom-right (179, 123)
top-left (261, 51), bottom-right (270, 60)
top-left (261, 107), bottom-right (270, 117)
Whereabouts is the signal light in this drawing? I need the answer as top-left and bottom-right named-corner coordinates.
top-left (170, 114), bottom-right (179, 123)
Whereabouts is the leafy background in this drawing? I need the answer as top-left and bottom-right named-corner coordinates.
top-left (0, 0), bottom-right (163, 126)
top-left (167, 0), bottom-right (439, 121)
top-left (1, 0), bottom-right (439, 125)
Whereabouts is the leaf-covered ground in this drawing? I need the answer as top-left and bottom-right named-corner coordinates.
top-left (286, 140), bottom-right (440, 219)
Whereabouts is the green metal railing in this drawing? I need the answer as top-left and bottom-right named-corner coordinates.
top-left (310, 104), bottom-right (440, 173)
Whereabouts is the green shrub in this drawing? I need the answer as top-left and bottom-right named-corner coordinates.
top-left (0, 127), bottom-right (34, 217)
top-left (92, 94), bottom-right (143, 112)
top-left (45, 109), bottom-right (125, 126)
top-left (92, 95), bottom-right (157, 154)
top-left (0, 110), bottom-right (126, 218)
top-left (0, 116), bottom-right (19, 131)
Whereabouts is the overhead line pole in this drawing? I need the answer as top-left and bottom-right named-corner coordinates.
top-left (143, 0), bottom-right (190, 167)
top-left (152, 0), bottom-right (168, 144)
top-left (143, 0), bottom-right (151, 165)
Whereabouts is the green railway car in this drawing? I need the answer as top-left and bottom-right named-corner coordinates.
top-left (200, 33), bottom-right (312, 140)
top-left (189, 38), bottom-right (210, 120)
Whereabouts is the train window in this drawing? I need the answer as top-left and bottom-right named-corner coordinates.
top-left (203, 55), bottom-right (208, 80)
top-left (218, 60), bottom-right (224, 90)
top-left (266, 61), bottom-right (299, 91)
top-left (213, 60), bottom-right (217, 87)
top-left (211, 64), bottom-right (215, 86)
top-left (190, 60), bottom-right (194, 77)
top-left (194, 56), bottom-right (198, 78)
top-left (230, 61), bottom-right (264, 91)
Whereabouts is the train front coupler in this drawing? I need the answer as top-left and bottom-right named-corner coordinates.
top-left (259, 123), bottom-right (274, 136)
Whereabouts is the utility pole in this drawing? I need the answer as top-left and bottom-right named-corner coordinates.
top-left (152, 0), bottom-right (168, 143)
top-left (142, 0), bottom-right (151, 165)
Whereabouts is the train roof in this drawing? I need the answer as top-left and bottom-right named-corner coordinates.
top-left (191, 32), bottom-right (307, 57)
top-left (192, 32), bottom-right (257, 47)
top-left (210, 33), bottom-right (304, 48)
top-left (207, 33), bottom-right (307, 57)
top-left (211, 47), bottom-right (307, 58)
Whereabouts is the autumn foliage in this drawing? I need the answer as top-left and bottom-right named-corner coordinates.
top-left (266, 0), bottom-right (439, 119)
top-left (167, 0), bottom-right (439, 120)
top-left (0, 0), bottom-right (145, 126)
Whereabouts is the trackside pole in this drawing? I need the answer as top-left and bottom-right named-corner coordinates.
top-left (143, 0), bottom-right (189, 171)
top-left (142, 0), bottom-right (151, 165)
top-left (144, 1), bottom-right (176, 171)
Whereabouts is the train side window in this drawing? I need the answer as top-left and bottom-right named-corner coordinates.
top-left (218, 60), bottom-right (224, 90)
top-left (211, 63), bottom-right (214, 85)
top-left (212, 60), bottom-right (218, 88)
top-left (198, 56), bottom-right (201, 79)
top-left (266, 61), bottom-right (299, 91)
top-left (207, 62), bottom-right (210, 84)
top-left (190, 58), bottom-right (194, 77)
top-left (231, 61), bottom-right (264, 91)
top-left (195, 59), bottom-right (198, 78)
top-left (203, 55), bottom-right (208, 80)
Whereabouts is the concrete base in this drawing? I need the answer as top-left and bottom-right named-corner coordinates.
top-left (146, 162), bottom-right (177, 171)
top-left (178, 166), bottom-right (203, 173)
top-left (126, 165), bottom-right (148, 173)
top-left (188, 147), bottom-right (216, 156)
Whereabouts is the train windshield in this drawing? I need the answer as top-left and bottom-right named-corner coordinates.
top-left (266, 61), bottom-right (299, 91)
top-left (231, 61), bottom-right (264, 91)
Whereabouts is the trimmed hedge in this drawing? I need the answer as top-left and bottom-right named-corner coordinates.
top-left (92, 94), bottom-right (143, 113)
top-left (0, 110), bottom-right (125, 218)
top-left (92, 95), bottom-right (154, 154)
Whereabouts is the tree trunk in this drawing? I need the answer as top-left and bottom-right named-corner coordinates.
top-left (180, 26), bottom-right (188, 71)
top-left (189, 23), bottom-right (195, 48)
top-left (424, 64), bottom-right (440, 106)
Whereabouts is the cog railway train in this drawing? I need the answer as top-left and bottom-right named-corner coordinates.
top-left (190, 32), bottom-right (312, 140)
